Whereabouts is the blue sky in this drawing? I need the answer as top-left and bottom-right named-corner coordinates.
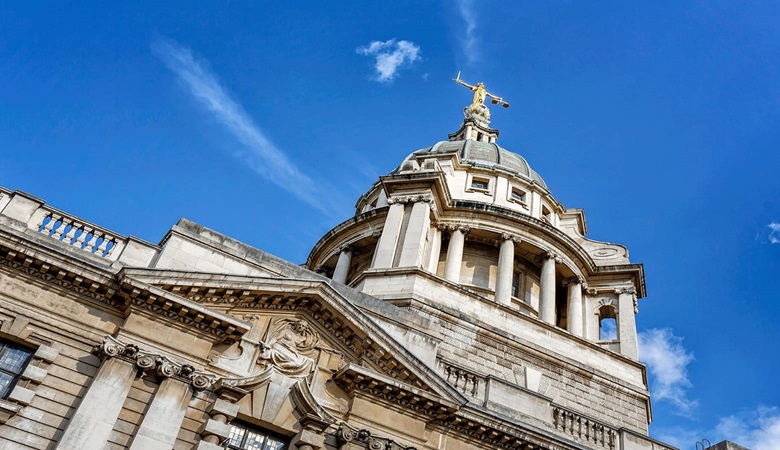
top-left (2, 2), bottom-right (779, 447)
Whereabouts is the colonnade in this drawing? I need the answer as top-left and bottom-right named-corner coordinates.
top-left (329, 195), bottom-right (591, 337)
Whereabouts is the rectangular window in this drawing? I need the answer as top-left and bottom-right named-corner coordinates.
top-left (226, 422), bottom-right (288, 450)
top-left (511, 271), bottom-right (522, 298)
top-left (0, 341), bottom-right (33, 399)
top-left (510, 188), bottom-right (526, 204)
top-left (471, 178), bottom-right (489, 191)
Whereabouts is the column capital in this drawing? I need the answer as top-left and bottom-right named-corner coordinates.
top-left (336, 244), bottom-right (359, 255)
top-left (614, 286), bottom-right (637, 295)
top-left (500, 232), bottom-right (521, 244)
top-left (95, 336), bottom-right (213, 391)
top-left (536, 250), bottom-right (561, 264)
top-left (562, 276), bottom-right (585, 287)
top-left (387, 194), bottom-right (433, 205)
top-left (443, 223), bottom-right (470, 234)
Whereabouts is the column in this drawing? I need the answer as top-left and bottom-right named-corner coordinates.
top-left (617, 287), bottom-right (639, 359)
top-left (56, 346), bottom-right (137, 450)
top-left (129, 376), bottom-right (192, 450)
top-left (331, 245), bottom-right (353, 284)
top-left (398, 197), bottom-right (432, 267)
top-left (426, 225), bottom-right (442, 273)
top-left (443, 226), bottom-right (468, 283)
top-left (566, 277), bottom-right (584, 337)
top-left (494, 234), bottom-right (518, 306)
top-left (372, 200), bottom-right (405, 268)
top-left (538, 251), bottom-right (559, 325)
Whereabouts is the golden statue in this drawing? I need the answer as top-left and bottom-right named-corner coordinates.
top-left (453, 71), bottom-right (509, 121)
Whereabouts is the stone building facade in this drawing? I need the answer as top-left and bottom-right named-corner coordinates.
top-left (0, 100), bottom-right (675, 449)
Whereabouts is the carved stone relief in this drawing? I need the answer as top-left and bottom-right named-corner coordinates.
top-left (258, 318), bottom-right (320, 378)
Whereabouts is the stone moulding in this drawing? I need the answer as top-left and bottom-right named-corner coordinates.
top-left (96, 336), bottom-right (214, 391)
top-left (0, 244), bottom-right (249, 344)
top-left (334, 363), bottom-right (458, 419)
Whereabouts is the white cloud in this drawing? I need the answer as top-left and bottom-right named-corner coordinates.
top-left (768, 222), bottom-right (780, 244)
top-left (715, 406), bottom-right (780, 450)
top-left (457, 0), bottom-right (479, 64)
top-left (151, 37), bottom-right (342, 216)
top-left (356, 39), bottom-right (421, 82)
top-left (638, 328), bottom-right (698, 415)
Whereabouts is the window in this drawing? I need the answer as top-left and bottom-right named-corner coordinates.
top-left (470, 178), bottom-right (489, 191)
top-left (0, 341), bottom-right (32, 399)
top-left (511, 271), bottom-right (522, 298)
top-left (226, 422), bottom-right (288, 450)
top-left (509, 188), bottom-right (526, 204)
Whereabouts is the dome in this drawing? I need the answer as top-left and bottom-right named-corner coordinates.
top-left (394, 139), bottom-right (547, 188)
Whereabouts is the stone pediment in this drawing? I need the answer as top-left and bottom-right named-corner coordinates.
top-left (119, 268), bottom-right (469, 407)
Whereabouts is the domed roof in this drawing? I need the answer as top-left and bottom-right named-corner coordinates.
top-left (396, 139), bottom-right (547, 188)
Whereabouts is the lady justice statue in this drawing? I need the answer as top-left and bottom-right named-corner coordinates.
top-left (453, 71), bottom-right (509, 122)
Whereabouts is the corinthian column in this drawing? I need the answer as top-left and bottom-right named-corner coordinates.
top-left (495, 234), bottom-right (519, 306)
top-left (56, 339), bottom-right (138, 450)
top-left (538, 251), bottom-right (559, 325)
top-left (566, 277), bottom-right (585, 337)
top-left (444, 226), bottom-right (469, 283)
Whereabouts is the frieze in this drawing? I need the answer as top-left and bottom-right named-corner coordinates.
top-left (96, 335), bottom-right (213, 390)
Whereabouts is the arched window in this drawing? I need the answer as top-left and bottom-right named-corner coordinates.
top-left (597, 303), bottom-right (618, 341)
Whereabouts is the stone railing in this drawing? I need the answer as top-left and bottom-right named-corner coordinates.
top-left (553, 406), bottom-right (617, 449)
top-left (438, 358), bottom-right (482, 398)
top-left (0, 189), bottom-right (127, 261)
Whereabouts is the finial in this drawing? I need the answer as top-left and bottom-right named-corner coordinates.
top-left (453, 72), bottom-right (509, 122)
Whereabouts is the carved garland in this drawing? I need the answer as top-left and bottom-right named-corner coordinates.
top-left (96, 336), bottom-right (214, 391)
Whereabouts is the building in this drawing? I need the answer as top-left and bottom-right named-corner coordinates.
top-left (0, 87), bottom-right (677, 450)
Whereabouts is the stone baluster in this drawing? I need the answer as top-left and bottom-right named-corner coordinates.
top-left (332, 245), bottom-right (354, 284)
top-left (41, 213), bottom-right (61, 236)
top-left (566, 277), bottom-right (585, 337)
top-left (443, 225), bottom-right (469, 283)
top-left (72, 225), bottom-right (92, 250)
top-left (538, 251), bottom-right (560, 325)
top-left (62, 221), bottom-right (81, 244)
top-left (495, 233), bottom-right (519, 306)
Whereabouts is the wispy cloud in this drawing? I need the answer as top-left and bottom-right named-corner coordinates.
top-left (457, 0), bottom-right (479, 65)
top-left (356, 39), bottom-right (421, 83)
top-left (151, 37), bottom-right (344, 216)
top-left (768, 222), bottom-right (780, 243)
top-left (716, 406), bottom-right (780, 450)
top-left (638, 328), bottom-right (698, 416)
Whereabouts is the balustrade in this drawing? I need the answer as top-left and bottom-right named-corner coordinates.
top-left (29, 205), bottom-right (126, 260)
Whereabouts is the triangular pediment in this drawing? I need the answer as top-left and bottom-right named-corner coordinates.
top-left (118, 268), bottom-right (468, 409)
